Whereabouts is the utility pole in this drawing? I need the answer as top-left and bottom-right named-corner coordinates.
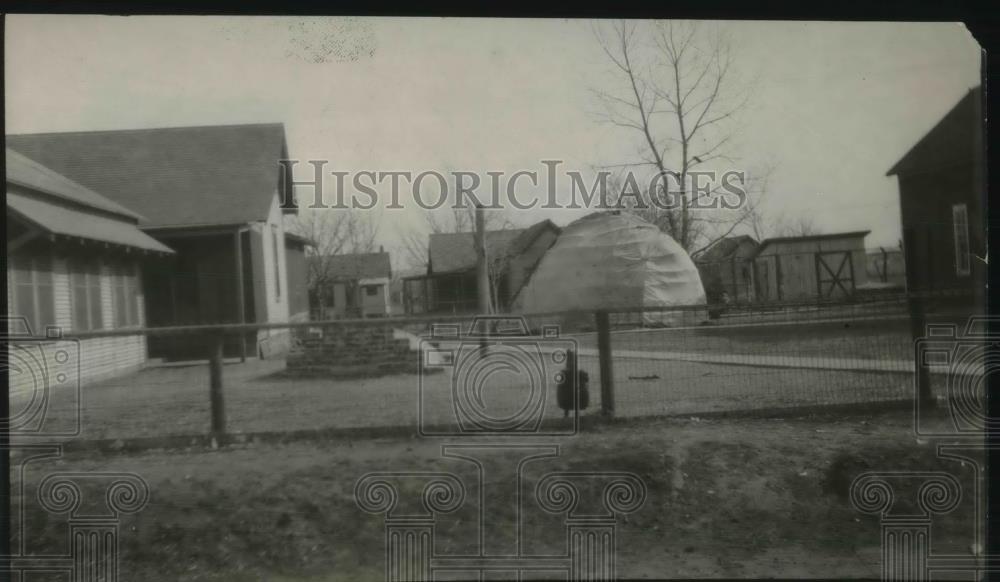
top-left (475, 203), bottom-right (491, 315)
top-left (475, 203), bottom-right (491, 353)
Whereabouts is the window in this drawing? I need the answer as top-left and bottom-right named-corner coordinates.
top-left (365, 285), bottom-right (379, 297)
top-left (272, 224), bottom-right (281, 298)
top-left (953, 203), bottom-right (971, 277)
top-left (71, 260), bottom-right (103, 331)
top-left (10, 253), bottom-right (56, 334)
top-left (113, 262), bottom-right (141, 327)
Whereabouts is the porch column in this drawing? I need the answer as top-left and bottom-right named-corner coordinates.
top-left (234, 228), bottom-right (247, 361)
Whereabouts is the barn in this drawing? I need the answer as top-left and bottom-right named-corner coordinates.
top-left (751, 231), bottom-right (870, 302)
top-left (887, 86), bottom-right (985, 299)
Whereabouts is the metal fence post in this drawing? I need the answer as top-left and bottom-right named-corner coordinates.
top-left (208, 331), bottom-right (227, 438)
top-left (595, 310), bottom-right (615, 417)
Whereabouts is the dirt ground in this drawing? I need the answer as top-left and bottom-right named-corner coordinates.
top-left (12, 409), bottom-right (982, 581)
top-left (570, 316), bottom-right (914, 360)
top-left (15, 345), bottom-right (921, 442)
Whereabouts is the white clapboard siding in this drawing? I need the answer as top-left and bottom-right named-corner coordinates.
top-left (8, 252), bottom-right (149, 395)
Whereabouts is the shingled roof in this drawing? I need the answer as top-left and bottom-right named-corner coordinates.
top-left (310, 252), bottom-right (391, 281)
top-left (695, 235), bottom-right (758, 263)
top-left (427, 220), bottom-right (559, 274)
top-left (6, 147), bottom-right (141, 221)
top-left (7, 123), bottom-right (292, 229)
top-left (753, 230), bottom-right (870, 256)
top-left (6, 148), bottom-right (173, 253)
top-left (429, 229), bottom-right (524, 274)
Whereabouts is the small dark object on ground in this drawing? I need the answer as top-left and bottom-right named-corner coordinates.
top-left (629, 374), bottom-right (661, 380)
top-left (557, 349), bottom-right (590, 417)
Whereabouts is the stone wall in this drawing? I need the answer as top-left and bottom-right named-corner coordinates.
top-left (286, 323), bottom-right (421, 379)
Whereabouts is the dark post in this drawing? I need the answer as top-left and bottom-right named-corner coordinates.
top-left (475, 203), bottom-right (491, 352)
top-left (902, 227), bottom-right (934, 407)
top-left (595, 310), bottom-right (615, 417)
top-left (208, 332), bottom-right (227, 438)
top-left (234, 228), bottom-right (247, 362)
top-left (881, 247), bottom-right (889, 283)
top-left (1, 337), bottom-right (10, 575)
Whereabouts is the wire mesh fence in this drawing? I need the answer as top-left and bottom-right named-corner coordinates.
top-left (7, 290), bottom-right (984, 444)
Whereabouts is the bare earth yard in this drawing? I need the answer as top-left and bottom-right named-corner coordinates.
top-left (12, 410), bottom-right (983, 580)
top-left (14, 316), bottom-right (931, 443)
top-left (13, 311), bottom-right (979, 579)
top-left (18, 354), bottom-right (921, 442)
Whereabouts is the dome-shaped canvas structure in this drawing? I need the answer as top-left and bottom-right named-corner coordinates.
top-left (513, 211), bottom-right (705, 324)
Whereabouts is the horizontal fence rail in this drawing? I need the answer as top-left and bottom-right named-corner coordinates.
top-left (6, 288), bottom-right (975, 341)
top-left (5, 289), bottom-right (985, 447)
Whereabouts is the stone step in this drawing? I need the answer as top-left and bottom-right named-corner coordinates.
top-left (296, 340), bottom-right (412, 352)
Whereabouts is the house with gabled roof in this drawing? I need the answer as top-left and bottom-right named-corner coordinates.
top-left (8, 123), bottom-right (302, 360)
top-left (403, 219), bottom-right (560, 314)
top-left (307, 251), bottom-right (392, 319)
top-left (6, 147), bottom-right (174, 389)
top-left (887, 86), bottom-right (985, 300)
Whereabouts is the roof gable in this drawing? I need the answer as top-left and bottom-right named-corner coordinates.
top-left (429, 229), bottom-right (524, 274)
top-left (311, 252), bottom-right (391, 280)
top-left (7, 123), bottom-right (290, 229)
top-left (427, 219), bottom-right (560, 274)
top-left (696, 235), bottom-right (758, 262)
top-left (6, 147), bottom-right (142, 221)
top-left (887, 86), bottom-right (982, 177)
top-left (508, 219), bottom-right (560, 256)
top-left (754, 230), bottom-right (870, 255)
top-left (6, 148), bottom-right (172, 253)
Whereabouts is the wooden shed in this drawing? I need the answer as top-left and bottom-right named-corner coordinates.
top-left (887, 86), bottom-right (985, 298)
top-left (752, 231), bottom-right (870, 302)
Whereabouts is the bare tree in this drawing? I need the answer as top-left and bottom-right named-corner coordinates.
top-left (486, 244), bottom-right (513, 314)
top-left (397, 205), bottom-right (516, 313)
top-left (399, 228), bottom-right (433, 272)
top-left (398, 205), bottom-right (512, 271)
top-left (775, 214), bottom-right (820, 237)
top-left (592, 20), bottom-right (756, 253)
top-left (286, 208), bottom-right (380, 314)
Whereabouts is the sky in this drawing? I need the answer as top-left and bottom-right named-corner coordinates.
top-left (5, 16), bottom-right (982, 265)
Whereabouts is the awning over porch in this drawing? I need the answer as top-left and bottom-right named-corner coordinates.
top-left (8, 190), bottom-right (174, 254)
top-left (6, 147), bottom-right (174, 254)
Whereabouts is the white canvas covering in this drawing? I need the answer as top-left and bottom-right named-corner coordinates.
top-left (513, 211), bottom-right (705, 324)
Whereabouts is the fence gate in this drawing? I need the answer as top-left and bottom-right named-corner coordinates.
top-left (815, 251), bottom-right (855, 299)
